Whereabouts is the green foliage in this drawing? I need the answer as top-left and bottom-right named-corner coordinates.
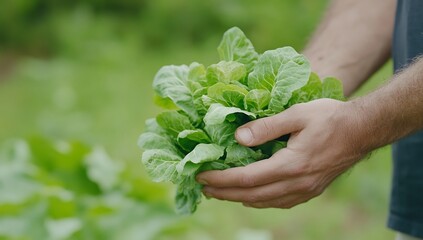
top-left (0, 0), bottom-right (330, 56)
top-left (0, 138), bottom-right (186, 240)
top-left (139, 27), bottom-right (344, 214)
top-left (0, 1), bottom-right (395, 238)
top-left (217, 27), bottom-right (259, 73)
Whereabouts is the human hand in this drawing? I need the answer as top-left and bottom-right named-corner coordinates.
top-left (196, 99), bottom-right (366, 208)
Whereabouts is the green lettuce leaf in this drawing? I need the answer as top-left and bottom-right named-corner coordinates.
top-left (217, 27), bottom-right (258, 73)
top-left (206, 61), bottom-right (247, 84)
top-left (144, 118), bottom-right (166, 134)
top-left (175, 176), bottom-right (202, 215)
top-left (141, 149), bottom-right (182, 183)
top-left (153, 65), bottom-right (199, 121)
top-left (322, 77), bottom-right (344, 100)
top-left (187, 62), bottom-right (210, 91)
top-left (156, 111), bottom-right (195, 137)
top-left (204, 121), bottom-right (239, 146)
top-left (176, 143), bottom-right (225, 175)
top-left (225, 144), bottom-right (265, 167)
top-left (207, 82), bottom-right (248, 108)
top-left (177, 129), bottom-right (211, 152)
top-left (199, 160), bottom-right (231, 172)
top-left (138, 132), bottom-right (180, 154)
top-left (257, 140), bottom-right (287, 156)
top-left (268, 53), bottom-right (311, 112)
top-left (203, 103), bottom-right (256, 125)
top-left (244, 89), bottom-right (271, 112)
top-left (248, 47), bottom-right (302, 91)
top-left (153, 95), bottom-right (179, 110)
top-left (287, 72), bottom-right (322, 107)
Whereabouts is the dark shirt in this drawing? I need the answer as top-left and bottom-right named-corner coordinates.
top-left (389, 0), bottom-right (423, 238)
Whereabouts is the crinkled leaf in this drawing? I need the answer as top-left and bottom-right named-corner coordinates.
top-left (207, 82), bottom-right (248, 108)
top-left (217, 27), bottom-right (258, 73)
top-left (137, 132), bottom-right (179, 154)
top-left (175, 176), bottom-right (202, 215)
top-left (322, 77), bottom-right (344, 100)
top-left (156, 111), bottom-right (195, 137)
top-left (177, 129), bottom-right (211, 152)
top-left (203, 103), bottom-right (256, 125)
top-left (254, 109), bottom-right (275, 118)
top-left (287, 72), bottom-right (322, 107)
top-left (177, 162), bottom-right (201, 177)
top-left (191, 87), bottom-right (208, 115)
top-left (144, 118), bottom-right (166, 135)
top-left (222, 91), bottom-right (246, 109)
top-left (153, 95), bottom-right (178, 110)
top-left (206, 61), bottom-right (247, 84)
top-left (244, 89), bottom-right (271, 112)
top-left (187, 62), bottom-right (210, 91)
top-left (257, 140), bottom-right (287, 156)
top-left (269, 53), bottom-right (311, 112)
top-left (248, 47), bottom-right (301, 91)
top-left (141, 149), bottom-right (182, 183)
top-left (199, 160), bottom-right (230, 172)
top-left (176, 144), bottom-right (225, 174)
top-left (152, 65), bottom-right (199, 121)
top-left (225, 144), bottom-right (265, 167)
top-left (204, 122), bottom-right (238, 146)
top-left (200, 95), bottom-right (217, 111)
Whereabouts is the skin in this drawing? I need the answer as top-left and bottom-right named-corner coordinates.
top-left (304, 0), bottom-right (396, 96)
top-left (196, 0), bottom-right (423, 209)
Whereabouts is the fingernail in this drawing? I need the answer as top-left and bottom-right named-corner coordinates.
top-left (236, 128), bottom-right (253, 144)
top-left (197, 178), bottom-right (208, 185)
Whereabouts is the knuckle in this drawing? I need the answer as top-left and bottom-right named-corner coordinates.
top-left (307, 181), bottom-right (324, 195)
top-left (276, 199), bottom-right (294, 209)
top-left (307, 182), bottom-right (319, 193)
top-left (245, 194), bottom-right (260, 203)
top-left (261, 118), bottom-right (274, 135)
top-left (288, 160), bottom-right (313, 177)
top-left (239, 172), bottom-right (256, 187)
top-left (287, 163), bottom-right (306, 177)
top-left (313, 185), bottom-right (325, 196)
top-left (296, 182), bottom-right (310, 192)
top-left (296, 179), bottom-right (318, 193)
top-left (289, 103), bottom-right (304, 113)
top-left (250, 118), bottom-right (274, 143)
top-left (210, 192), bottom-right (224, 200)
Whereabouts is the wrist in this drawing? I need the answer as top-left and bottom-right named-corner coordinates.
top-left (334, 100), bottom-right (374, 159)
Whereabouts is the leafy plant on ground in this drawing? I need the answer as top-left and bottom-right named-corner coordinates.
top-left (138, 27), bottom-right (344, 215)
top-left (0, 138), bottom-right (189, 240)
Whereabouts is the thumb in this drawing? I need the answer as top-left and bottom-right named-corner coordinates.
top-left (235, 106), bottom-right (305, 146)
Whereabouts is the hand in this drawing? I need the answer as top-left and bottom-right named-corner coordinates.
top-left (196, 99), bottom-right (366, 209)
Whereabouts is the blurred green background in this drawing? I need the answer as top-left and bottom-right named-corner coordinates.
top-left (0, 0), bottom-right (395, 239)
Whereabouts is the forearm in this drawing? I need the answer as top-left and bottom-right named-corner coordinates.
top-left (303, 0), bottom-right (396, 96)
top-left (348, 57), bottom-right (423, 153)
